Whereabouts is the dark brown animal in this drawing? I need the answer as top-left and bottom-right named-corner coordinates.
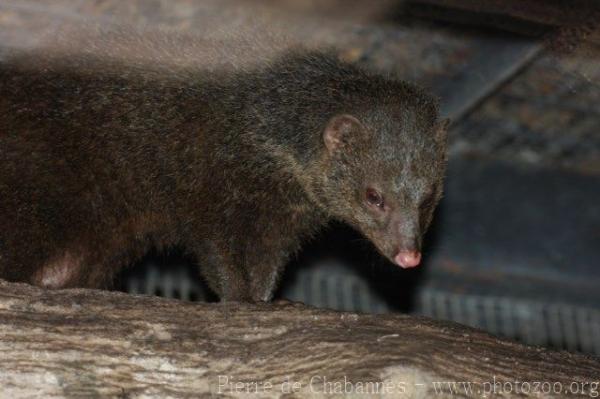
top-left (0, 33), bottom-right (448, 301)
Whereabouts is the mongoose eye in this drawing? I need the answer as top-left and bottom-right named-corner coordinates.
top-left (366, 188), bottom-right (384, 209)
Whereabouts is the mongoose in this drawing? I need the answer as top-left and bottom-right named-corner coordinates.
top-left (0, 30), bottom-right (448, 302)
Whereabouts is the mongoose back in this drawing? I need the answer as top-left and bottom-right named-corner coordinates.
top-left (0, 29), bottom-right (448, 301)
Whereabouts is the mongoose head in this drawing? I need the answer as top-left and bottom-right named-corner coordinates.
top-left (314, 97), bottom-right (448, 269)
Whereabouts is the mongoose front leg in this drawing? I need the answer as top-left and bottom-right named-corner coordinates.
top-left (198, 240), bottom-right (287, 302)
top-left (215, 262), bottom-right (252, 302)
top-left (242, 233), bottom-right (302, 302)
top-left (192, 239), bottom-right (252, 302)
top-left (246, 256), bottom-right (287, 302)
top-left (240, 205), bottom-right (322, 302)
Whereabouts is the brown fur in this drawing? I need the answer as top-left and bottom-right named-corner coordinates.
top-left (0, 31), bottom-right (447, 301)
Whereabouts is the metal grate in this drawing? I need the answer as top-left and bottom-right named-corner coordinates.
top-left (416, 290), bottom-right (600, 355)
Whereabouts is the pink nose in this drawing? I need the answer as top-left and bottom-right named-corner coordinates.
top-left (394, 251), bottom-right (421, 269)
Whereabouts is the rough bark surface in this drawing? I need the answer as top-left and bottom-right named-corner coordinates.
top-left (0, 280), bottom-right (598, 398)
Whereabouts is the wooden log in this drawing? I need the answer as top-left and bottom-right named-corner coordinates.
top-left (0, 280), bottom-right (598, 398)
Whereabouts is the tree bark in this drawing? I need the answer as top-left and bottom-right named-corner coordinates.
top-left (0, 281), bottom-right (598, 398)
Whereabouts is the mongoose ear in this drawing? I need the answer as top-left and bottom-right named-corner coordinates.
top-left (323, 114), bottom-right (364, 154)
